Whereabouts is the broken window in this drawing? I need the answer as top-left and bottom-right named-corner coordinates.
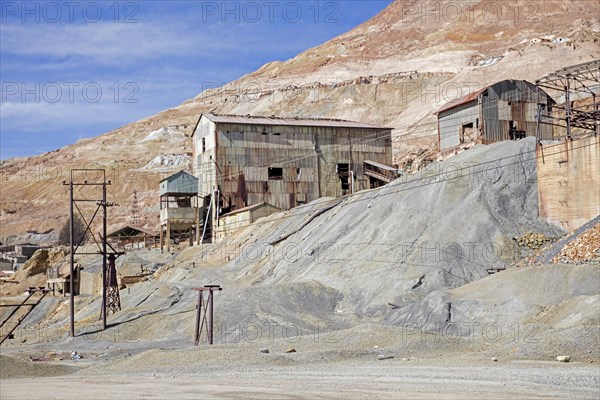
top-left (268, 167), bottom-right (283, 180)
top-left (460, 122), bottom-right (474, 144)
top-left (337, 163), bottom-right (350, 193)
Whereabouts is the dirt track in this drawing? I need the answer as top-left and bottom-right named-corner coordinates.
top-left (1, 359), bottom-right (599, 400)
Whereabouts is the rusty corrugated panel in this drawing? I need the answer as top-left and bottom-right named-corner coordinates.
top-left (435, 87), bottom-right (489, 114)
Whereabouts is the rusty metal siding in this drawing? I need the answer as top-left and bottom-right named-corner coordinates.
top-left (194, 119), bottom-right (392, 210)
top-left (482, 80), bottom-right (554, 143)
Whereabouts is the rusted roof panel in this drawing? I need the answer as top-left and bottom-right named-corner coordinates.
top-left (203, 113), bottom-right (391, 130)
top-left (435, 86), bottom-right (489, 115)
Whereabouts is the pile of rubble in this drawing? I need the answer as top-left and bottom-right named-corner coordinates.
top-left (552, 222), bottom-right (600, 264)
top-left (514, 232), bottom-right (555, 249)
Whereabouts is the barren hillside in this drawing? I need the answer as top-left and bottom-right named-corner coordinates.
top-left (1, 0), bottom-right (599, 241)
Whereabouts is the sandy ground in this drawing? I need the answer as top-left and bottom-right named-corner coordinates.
top-left (1, 358), bottom-right (599, 400)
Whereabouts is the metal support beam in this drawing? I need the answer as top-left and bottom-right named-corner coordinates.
top-left (193, 285), bottom-right (222, 346)
top-left (62, 169), bottom-right (115, 337)
top-left (69, 176), bottom-right (75, 337)
top-left (101, 180), bottom-right (107, 330)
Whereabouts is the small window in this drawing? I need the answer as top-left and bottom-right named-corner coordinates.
top-left (262, 131), bottom-right (268, 135)
top-left (268, 167), bottom-right (283, 180)
top-left (337, 163), bottom-right (350, 192)
top-left (201, 138), bottom-right (206, 153)
top-left (273, 132), bottom-right (281, 136)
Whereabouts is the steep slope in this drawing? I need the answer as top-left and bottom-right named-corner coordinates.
top-left (213, 138), bottom-right (565, 318)
top-left (1, 0), bottom-right (599, 241)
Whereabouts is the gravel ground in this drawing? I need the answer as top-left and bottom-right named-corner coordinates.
top-left (2, 322), bottom-right (599, 400)
top-left (1, 358), bottom-right (599, 400)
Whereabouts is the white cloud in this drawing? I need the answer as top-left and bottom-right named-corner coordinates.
top-left (0, 18), bottom-right (328, 64)
top-left (1, 22), bottom-right (202, 62)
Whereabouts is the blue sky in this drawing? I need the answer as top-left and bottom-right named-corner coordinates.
top-left (0, 0), bottom-right (393, 160)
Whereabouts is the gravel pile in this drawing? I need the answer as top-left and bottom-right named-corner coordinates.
top-left (552, 221), bottom-right (600, 263)
top-left (0, 355), bottom-right (77, 379)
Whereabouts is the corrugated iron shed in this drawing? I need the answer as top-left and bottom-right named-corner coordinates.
top-left (159, 170), bottom-right (198, 195)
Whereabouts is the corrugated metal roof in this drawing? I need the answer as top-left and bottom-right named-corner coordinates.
top-left (159, 170), bottom-right (197, 184)
top-left (435, 86), bottom-right (489, 115)
top-left (107, 225), bottom-right (159, 238)
top-left (202, 113), bottom-right (391, 130)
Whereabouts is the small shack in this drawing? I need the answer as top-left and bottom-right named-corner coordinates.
top-left (216, 202), bottom-right (281, 240)
top-left (435, 80), bottom-right (555, 156)
top-left (46, 262), bottom-right (80, 296)
top-left (107, 225), bottom-right (159, 249)
top-left (159, 171), bottom-right (202, 252)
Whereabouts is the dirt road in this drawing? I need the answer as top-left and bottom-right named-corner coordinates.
top-left (1, 360), bottom-right (598, 400)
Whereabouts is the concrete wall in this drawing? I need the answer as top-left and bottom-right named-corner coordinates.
top-left (537, 136), bottom-right (600, 232)
top-left (160, 207), bottom-right (198, 226)
top-left (216, 203), bottom-right (280, 240)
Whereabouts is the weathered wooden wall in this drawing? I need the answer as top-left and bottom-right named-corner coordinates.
top-left (537, 135), bottom-right (600, 232)
top-left (194, 117), bottom-right (392, 211)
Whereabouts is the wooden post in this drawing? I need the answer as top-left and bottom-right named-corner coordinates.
top-left (159, 224), bottom-right (164, 253)
top-left (166, 221), bottom-right (171, 252)
top-left (194, 291), bottom-right (202, 346)
top-left (195, 198), bottom-right (200, 246)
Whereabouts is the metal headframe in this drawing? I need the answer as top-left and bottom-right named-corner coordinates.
top-left (536, 60), bottom-right (600, 137)
top-left (536, 59), bottom-right (600, 95)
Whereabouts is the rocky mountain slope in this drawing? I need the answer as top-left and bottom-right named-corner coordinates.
top-left (1, 0), bottom-right (599, 241)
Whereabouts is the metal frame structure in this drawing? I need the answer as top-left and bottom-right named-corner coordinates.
top-left (193, 285), bottom-right (222, 345)
top-left (131, 189), bottom-right (141, 226)
top-left (536, 60), bottom-right (600, 136)
top-left (63, 169), bottom-right (118, 336)
top-left (0, 287), bottom-right (50, 346)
